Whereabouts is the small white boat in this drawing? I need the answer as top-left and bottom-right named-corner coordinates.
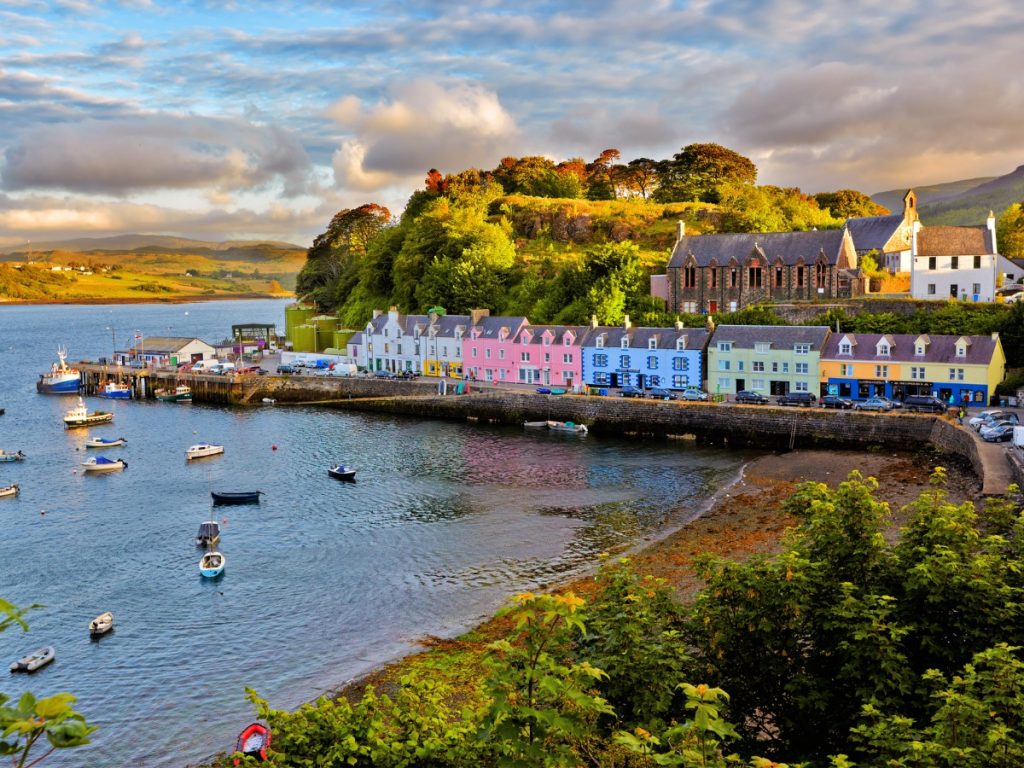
top-left (195, 521), bottom-right (221, 547)
top-left (186, 443), bottom-right (224, 461)
top-left (0, 483), bottom-right (19, 499)
top-left (523, 421), bottom-right (549, 428)
top-left (89, 612), bottom-right (114, 636)
top-left (547, 420), bottom-right (588, 434)
top-left (328, 464), bottom-right (356, 481)
top-left (261, 397), bottom-right (276, 404)
top-left (97, 381), bottom-right (131, 399)
top-left (63, 398), bottom-right (113, 428)
top-left (10, 646), bottom-right (55, 673)
top-left (81, 456), bottom-right (127, 473)
top-left (85, 436), bottom-right (127, 448)
top-left (200, 551), bottom-right (225, 577)
top-left (0, 450), bottom-right (25, 462)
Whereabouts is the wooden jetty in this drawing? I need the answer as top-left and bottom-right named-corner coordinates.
top-left (77, 363), bottom-right (245, 404)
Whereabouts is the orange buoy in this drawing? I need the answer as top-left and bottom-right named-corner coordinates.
top-left (272, 444), bottom-right (278, 451)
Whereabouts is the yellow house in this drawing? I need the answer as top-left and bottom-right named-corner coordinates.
top-left (821, 332), bottom-right (1005, 405)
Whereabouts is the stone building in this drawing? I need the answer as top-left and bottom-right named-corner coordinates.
top-left (844, 189), bottom-right (919, 273)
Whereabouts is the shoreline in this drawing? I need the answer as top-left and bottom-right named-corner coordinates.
top-left (0, 292), bottom-right (293, 306)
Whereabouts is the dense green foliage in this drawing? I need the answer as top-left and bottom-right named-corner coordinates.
top-left (997, 202), bottom-right (1024, 258)
top-left (814, 189), bottom-right (891, 219)
top-left (653, 143), bottom-right (758, 204)
top-left (240, 475), bottom-right (1024, 767)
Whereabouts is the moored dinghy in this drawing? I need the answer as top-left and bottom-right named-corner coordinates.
top-left (211, 490), bottom-right (263, 505)
top-left (10, 646), bottom-right (55, 673)
top-left (523, 421), bottom-right (549, 428)
top-left (233, 722), bottom-right (271, 764)
top-left (0, 483), bottom-right (19, 499)
top-left (89, 612), bottom-right (114, 637)
top-left (81, 456), bottom-right (127, 473)
top-left (328, 464), bottom-right (356, 481)
top-left (186, 443), bottom-right (224, 461)
top-left (0, 450), bottom-right (25, 462)
top-left (85, 436), bottom-right (127, 448)
top-left (547, 420), bottom-right (588, 434)
top-left (195, 521), bottom-right (221, 547)
top-left (200, 551), bottom-right (225, 577)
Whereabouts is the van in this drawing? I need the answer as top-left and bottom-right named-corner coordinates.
top-left (776, 391), bottom-right (817, 407)
top-left (208, 362), bottom-right (236, 375)
top-left (901, 395), bottom-right (947, 413)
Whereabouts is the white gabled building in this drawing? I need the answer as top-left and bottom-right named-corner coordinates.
top-left (910, 213), bottom-right (1000, 302)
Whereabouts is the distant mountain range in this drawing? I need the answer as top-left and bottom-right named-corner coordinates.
top-left (0, 234), bottom-right (304, 255)
top-left (872, 165), bottom-right (1024, 225)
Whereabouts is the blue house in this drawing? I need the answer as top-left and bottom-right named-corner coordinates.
top-left (580, 316), bottom-right (710, 391)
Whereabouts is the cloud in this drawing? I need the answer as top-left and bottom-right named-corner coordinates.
top-left (328, 79), bottom-right (519, 192)
top-left (2, 114), bottom-right (315, 196)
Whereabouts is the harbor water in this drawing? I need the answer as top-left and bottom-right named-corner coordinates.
top-left (0, 299), bottom-right (753, 767)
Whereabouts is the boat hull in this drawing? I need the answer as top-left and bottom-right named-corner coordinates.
top-left (64, 414), bottom-right (113, 429)
top-left (36, 376), bottom-right (80, 394)
top-left (199, 552), bottom-right (225, 577)
top-left (10, 646), bottom-right (55, 673)
top-left (0, 484), bottom-right (19, 498)
top-left (328, 467), bottom-right (356, 481)
top-left (157, 393), bottom-right (193, 402)
top-left (89, 612), bottom-right (114, 636)
top-left (233, 722), bottom-right (271, 764)
top-left (211, 491), bottom-right (262, 505)
top-left (85, 438), bottom-right (126, 448)
top-left (186, 445), bottom-right (224, 460)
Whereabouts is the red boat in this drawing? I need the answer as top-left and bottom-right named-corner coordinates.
top-left (233, 722), bottom-right (271, 764)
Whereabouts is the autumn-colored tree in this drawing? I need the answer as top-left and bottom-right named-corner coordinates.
top-left (618, 158), bottom-right (660, 199)
top-left (997, 202), bottom-right (1024, 259)
top-left (654, 143), bottom-right (757, 203)
top-left (586, 149), bottom-right (621, 200)
top-left (814, 189), bottom-right (890, 219)
top-left (424, 168), bottom-right (446, 195)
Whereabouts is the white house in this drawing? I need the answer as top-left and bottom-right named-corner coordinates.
top-left (115, 336), bottom-right (216, 367)
top-left (845, 189), bottom-right (918, 273)
top-left (910, 213), bottom-right (1000, 302)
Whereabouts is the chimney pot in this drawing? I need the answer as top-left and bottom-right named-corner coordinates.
top-left (372, 309), bottom-right (383, 319)
top-left (677, 220), bottom-right (685, 240)
top-left (623, 314), bottom-right (631, 330)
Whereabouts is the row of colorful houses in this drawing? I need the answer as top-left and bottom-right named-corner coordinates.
top-left (346, 308), bottom-right (1006, 405)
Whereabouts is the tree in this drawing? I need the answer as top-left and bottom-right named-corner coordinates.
top-left (997, 202), bottom-right (1024, 259)
top-left (814, 190), bottom-right (890, 219)
top-left (620, 158), bottom-right (660, 199)
top-left (654, 143), bottom-right (757, 203)
top-left (586, 149), bottom-right (621, 200)
top-left (717, 183), bottom-right (841, 233)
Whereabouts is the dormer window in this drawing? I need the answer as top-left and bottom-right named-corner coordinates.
top-left (620, 337), bottom-right (629, 349)
top-left (718, 341), bottom-right (732, 352)
top-left (839, 342), bottom-right (852, 355)
top-left (543, 335), bottom-right (552, 346)
top-left (877, 343), bottom-right (890, 357)
top-left (915, 344), bottom-right (925, 355)
top-left (596, 336), bottom-right (605, 349)
top-left (521, 335), bottom-right (530, 345)
top-left (648, 338), bottom-right (657, 350)
top-left (563, 335), bottom-right (572, 346)
top-left (676, 338), bottom-right (687, 351)
top-left (955, 344), bottom-right (967, 358)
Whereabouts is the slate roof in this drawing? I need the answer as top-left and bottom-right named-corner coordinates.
top-left (470, 315), bottom-right (528, 340)
top-left (845, 214), bottom-right (905, 252)
top-left (667, 229), bottom-right (848, 269)
top-left (822, 333), bottom-right (999, 365)
top-left (917, 226), bottom-right (995, 257)
top-left (710, 325), bottom-right (830, 351)
top-left (348, 332), bottom-right (363, 345)
top-left (517, 325), bottom-right (590, 347)
top-left (581, 325), bottom-right (711, 351)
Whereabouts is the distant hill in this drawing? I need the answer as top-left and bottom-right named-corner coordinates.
top-left (872, 166), bottom-right (1024, 226)
top-left (0, 234), bottom-right (304, 255)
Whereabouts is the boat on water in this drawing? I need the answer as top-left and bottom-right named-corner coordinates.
top-left (211, 490), bottom-right (263, 505)
top-left (261, 398), bottom-right (276, 404)
top-left (10, 646), bottom-right (55, 673)
top-left (186, 443), bottom-right (224, 461)
top-left (523, 421), bottom-right (549, 428)
top-left (89, 612), bottom-right (114, 637)
top-left (0, 450), bottom-right (25, 462)
top-left (85, 436), bottom-right (127, 448)
top-left (195, 521), bottom-right (221, 547)
top-left (36, 347), bottom-right (80, 395)
top-left (199, 551), bottom-right (226, 577)
top-left (0, 407), bottom-right (5, 416)
top-left (81, 456), bottom-right (127, 473)
top-left (97, 381), bottom-right (132, 399)
top-left (0, 483), bottom-right (19, 499)
top-left (155, 385), bottom-right (193, 403)
top-left (328, 464), bottom-right (356, 481)
top-left (63, 398), bottom-right (113, 428)
top-left (547, 420), bottom-right (588, 434)
top-left (233, 722), bottom-right (271, 764)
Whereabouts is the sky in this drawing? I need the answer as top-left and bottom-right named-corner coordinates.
top-left (1, 0), bottom-right (1023, 247)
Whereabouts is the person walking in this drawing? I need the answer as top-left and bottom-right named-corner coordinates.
top-left (957, 406), bottom-right (965, 426)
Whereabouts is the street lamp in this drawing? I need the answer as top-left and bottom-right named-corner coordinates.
top-left (105, 326), bottom-right (115, 360)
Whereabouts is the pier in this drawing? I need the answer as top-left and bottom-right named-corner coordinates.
top-left (78, 362), bottom-right (246, 404)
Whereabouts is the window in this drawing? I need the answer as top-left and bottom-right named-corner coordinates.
top-left (621, 337), bottom-right (629, 349)
top-left (782, 362), bottom-right (790, 373)
top-left (927, 283), bottom-right (936, 295)
top-left (710, 269), bottom-right (718, 288)
top-left (972, 283), bottom-right (981, 295)
top-left (520, 352), bottom-right (530, 362)
top-left (928, 257), bottom-right (936, 270)
top-left (673, 374), bottom-right (689, 387)
top-left (753, 361), bottom-right (765, 372)
top-left (794, 381), bottom-right (809, 392)
top-left (796, 362), bottom-right (809, 374)
top-left (771, 362), bottom-right (779, 373)
top-left (754, 342), bottom-right (770, 353)
top-left (471, 347), bottom-right (478, 358)
top-left (911, 366), bottom-right (925, 380)
top-left (955, 345), bottom-right (966, 358)
top-left (718, 342), bottom-right (733, 352)
top-left (521, 335), bottom-right (529, 345)
top-left (775, 266), bottom-right (784, 287)
top-left (841, 364), bottom-right (854, 376)
top-left (717, 376), bottom-right (731, 390)
top-left (563, 336), bottom-right (572, 346)
top-left (485, 348), bottom-right (492, 359)
top-left (878, 343), bottom-right (890, 356)
top-left (499, 369), bottom-right (506, 379)
top-left (594, 372), bottom-right (609, 385)
top-left (797, 266), bottom-right (805, 287)
top-left (730, 268), bottom-right (738, 288)
top-left (596, 336), bottom-right (605, 349)
top-left (737, 361), bottom-right (744, 371)
top-left (397, 344), bottom-right (402, 355)
top-left (676, 338), bottom-right (687, 350)
top-left (563, 353), bottom-right (573, 364)
top-left (593, 353), bottom-right (608, 367)
top-left (875, 365), bottom-right (889, 377)
top-left (718, 359), bottom-right (731, 371)
top-left (647, 356), bottom-right (657, 369)
top-left (816, 263), bottom-right (827, 288)
top-left (748, 267), bottom-right (763, 287)
top-left (839, 342), bottom-right (852, 355)
top-left (684, 265), bottom-right (697, 288)
top-left (951, 256), bottom-right (959, 270)
top-left (648, 338), bottom-right (657, 349)
top-left (498, 349), bottom-right (505, 360)
top-left (795, 344), bottom-right (811, 355)
top-left (751, 378), bottom-right (765, 390)
top-left (949, 368), bottom-right (964, 381)
top-left (915, 344), bottom-right (925, 355)
top-left (673, 357), bottom-right (689, 371)
top-left (619, 355), bottom-right (631, 368)
top-left (544, 353), bottom-right (550, 362)
top-left (974, 255), bottom-right (982, 269)
top-left (543, 336), bottom-right (551, 346)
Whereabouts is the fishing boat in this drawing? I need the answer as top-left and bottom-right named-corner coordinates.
top-left (211, 490), bottom-right (263, 505)
top-left (0, 450), bottom-right (25, 462)
top-left (85, 436), bottom-right (127, 448)
top-left (547, 420), bottom-right (588, 435)
top-left (523, 421), bottom-right (549, 428)
top-left (36, 347), bottom-right (80, 395)
top-left (63, 398), bottom-right (113, 428)
top-left (199, 550), bottom-right (226, 577)
top-left (89, 612), bottom-right (114, 637)
top-left (10, 646), bottom-right (55, 673)
top-left (97, 381), bottom-right (131, 399)
top-left (233, 722), bottom-right (271, 764)
top-left (155, 385), bottom-right (193, 403)
top-left (186, 443), bottom-right (224, 461)
top-left (0, 483), bottom-right (19, 499)
top-left (195, 521), bottom-right (221, 547)
top-left (328, 464), bottom-right (356, 481)
top-left (261, 398), bottom-right (276, 404)
top-left (81, 456), bottom-right (127, 473)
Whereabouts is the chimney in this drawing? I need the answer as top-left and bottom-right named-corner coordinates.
top-left (675, 319), bottom-right (684, 331)
top-left (623, 314), bottom-right (631, 330)
top-left (992, 331), bottom-right (1000, 341)
top-left (470, 308), bottom-right (490, 326)
top-left (987, 210), bottom-right (998, 253)
top-left (677, 220), bottom-right (686, 241)
top-left (372, 309), bottom-right (383, 319)
top-left (590, 314), bottom-right (599, 328)
top-left (388, 305), bottom-right (400, 321)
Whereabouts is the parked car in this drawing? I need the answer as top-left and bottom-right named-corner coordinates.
top-left (982, 423), bottom-right (1017, 442)
top-left (901, 395), bottom-right (948, 413)
top-left (776, 391), bottom-right (817, 407)
top-left (276, 364), bottom-right (295, 374)
top-left (735, 390), bottom-right (769, 405)
top-left (647, 387), bottom-right (675, 401)
top-left (978, 412), bottom-right (1020, 433)
top-left (820, 395), bottom-right (854, 410)
top-left (971, 409), bottom-right (1010, 430)
top-left (679, 388), bottom-right (710, 401)
top-left (855, 396), bottom-right (895, 412)
top-left (618, 385), bottom-right (644, 398)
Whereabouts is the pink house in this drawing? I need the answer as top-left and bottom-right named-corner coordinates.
top-left (511, 325), bottom-right (587, 387)
top-left (462, 314), bottom-right (528, 383)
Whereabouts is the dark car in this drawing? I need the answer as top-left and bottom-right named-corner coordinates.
top-left (820, 395), bottom-right (854, 410)
top-left (647, 387), bottom-right (675, 401)
top-left (619, 385), bottom-right (644, 398)
top-left (276, 364), bottom-right (295, 374)
top-left (901, 395), bottom-right (947, 413)
top-left (982, 423), bottom-right (1016, 442)
top-left (776, 391), bottom-right (817, 407)
top-left (735, 390), bottom-right (769, 405)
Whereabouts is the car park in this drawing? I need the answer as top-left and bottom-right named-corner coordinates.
top-left (735, 390), bottom-right (769, 405)
top-left (776, 391), bottom-right (817, 407)
top-left (618, 385), bottom-right (644, 398)
top-left (982, 423), bottom-right (1017, 442)
top-left (854, 396), bottom-right (896, 412)
top-left (977, 413), bottom-right (1020, 434)
top-left (647, 387), bottom-right (675, 400)
top-left (680, 388), bottom-right (710, 401)
top-left (901, 395), bottom-right (948, 413)
top-left (820, 395), bottom-right (853, 410)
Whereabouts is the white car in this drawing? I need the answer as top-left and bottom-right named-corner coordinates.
top-left (680, 388), bottom-right (710, 401)
top-left (969, 410), bottom-right (1005, 430)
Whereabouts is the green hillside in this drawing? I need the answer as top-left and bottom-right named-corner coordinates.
top-left (872, 165), bottom-right (1024, 226)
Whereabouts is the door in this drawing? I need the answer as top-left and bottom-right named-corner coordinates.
top-left (543, 370), bottom-right (550, 385)
top-left (735, 378), bottom-right (745, 392)
top-left (709, 301), bottom-right (718, 313)
top-left (949, 284), bottom-right (958, 298)
top-left (610, 373), bottom-right (619, 388)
